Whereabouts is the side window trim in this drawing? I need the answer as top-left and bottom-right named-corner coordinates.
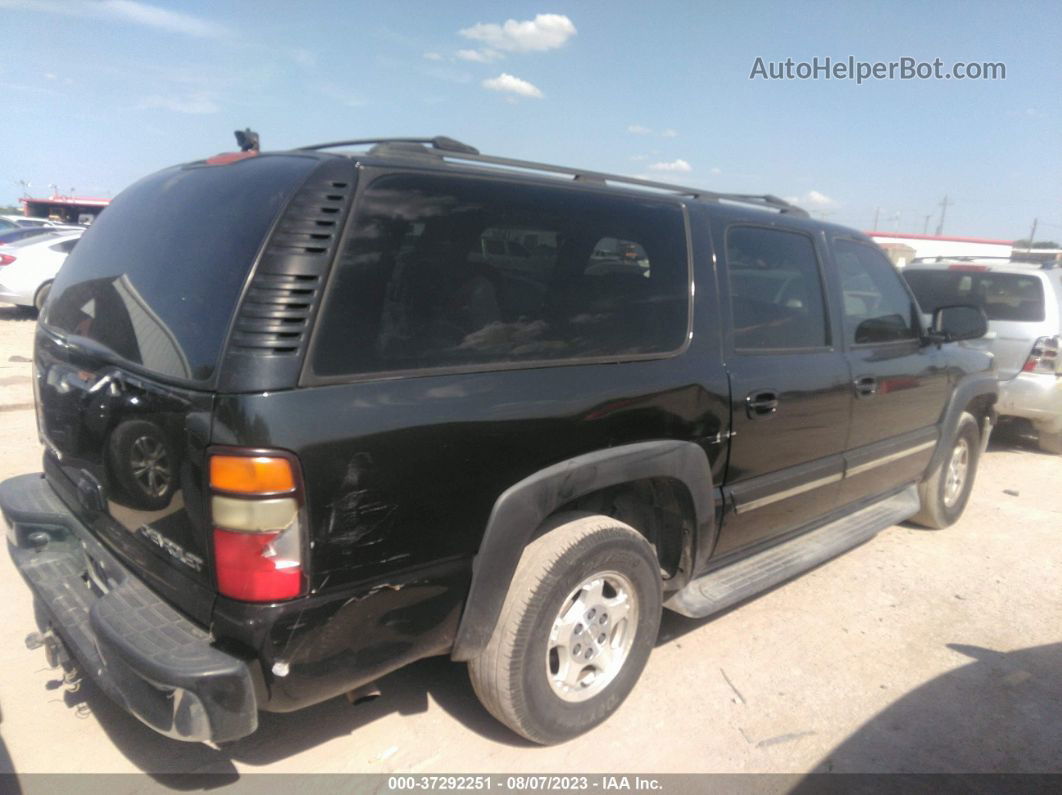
top-left (723, 222), bottom-right (834, 356)
top-left (301, 172), bottom-right (695, 386)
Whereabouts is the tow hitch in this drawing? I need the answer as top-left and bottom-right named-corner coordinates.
top-left (25, 629), bottom-right (71, 670)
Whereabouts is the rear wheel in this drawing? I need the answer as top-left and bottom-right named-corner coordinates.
top-left (910, 411), bottom-right (981, 529)
top-left (33, 281), bottom-right (52, 314)
top-left (468, 513), bottom-right (661, 744)
top-left (1037, 429), bottom-right (1062, 455)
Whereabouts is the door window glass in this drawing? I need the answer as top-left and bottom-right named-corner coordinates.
top-left (725, 226), bottom-right (828, 350)
top-left (833, 238), bottom-right (920, 344)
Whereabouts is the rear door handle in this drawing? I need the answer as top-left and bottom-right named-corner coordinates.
top-left (745, 389), bottom-right (779, 419)
top-left (854, 375), bottom-right (877, 398)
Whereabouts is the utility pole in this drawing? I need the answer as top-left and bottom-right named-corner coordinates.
top-left (923, 214), bottom-right (932, 235)
top-left (873, 207), bottom-right (880, 231)
top-left (935, 195), bottom-right (952, 236)
top-left (1027, 218), bottom-right (1038, 253)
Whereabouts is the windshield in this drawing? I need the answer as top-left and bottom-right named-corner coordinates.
top-left (42, 155), bottom-right (318, 384)
top-left (904, 269), bottom-right (1046, 322)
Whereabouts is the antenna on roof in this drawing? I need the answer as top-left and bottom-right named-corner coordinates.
top-left (235, 128), bottom-right (260, 152)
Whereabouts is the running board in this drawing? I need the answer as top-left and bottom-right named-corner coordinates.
top-left (665, 485), bottom-right (920, 618)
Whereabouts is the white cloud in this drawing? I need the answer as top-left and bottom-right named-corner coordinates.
top-left (783, 190), bottom-right (837, 208)
top-left (710, 167), bottom-right (722, 175)
top-left (805, 190), bottom-right (836, 206)
top-left (649, 158), bottom-right (692, 173)
top-left (482, 72), bottom-right (544, 98)
top-left (138, 93), bottom-right (219, 114)
top-left (460, 13), bottom-right (576, 53)
top-left (630, 154), bottom-right (650, 161)
top-left (43, 72), bottom-right (57, 80)
top-left (102, 0), bottom-right (224, 37)
top-left (660, 128), bottom-right (678, 138)
top-left (456, 48), bottom-right (501, 63)
top-left (0, 0), bottom-right (227, 38)
top-left (423, 51), bottom-right (444, 61)
top-left (627, 124), bottom-right (652, 135)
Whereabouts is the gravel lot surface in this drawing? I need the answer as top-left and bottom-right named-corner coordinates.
top-left (0, 306), bottom-right (1059, 779)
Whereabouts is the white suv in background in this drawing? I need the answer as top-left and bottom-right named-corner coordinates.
top-left (904, 259), bottom-right (1062, 453)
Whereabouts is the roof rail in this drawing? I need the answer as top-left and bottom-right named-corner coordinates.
top-left (295, 135), bottom-right (810, 218)
top-left (298, 136), bottom-right (480, 155)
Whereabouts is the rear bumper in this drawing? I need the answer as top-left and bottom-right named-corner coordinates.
top-left (998, 373), bottom-right (1062, 433)
top-left (1, 473), bottom-right (259, 743)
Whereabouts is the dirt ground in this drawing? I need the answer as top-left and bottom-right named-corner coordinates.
top-left (0, 305), bottom-right (1059, 779)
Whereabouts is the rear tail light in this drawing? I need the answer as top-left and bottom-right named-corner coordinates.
top-left (209, 452), bottom-right (306, 602)
top-left (1022, 336), bottom-right (1060, 375)
top-left (0, 254), bottom-right (15, 266)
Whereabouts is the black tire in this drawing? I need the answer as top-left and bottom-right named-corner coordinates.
top-left (33, 281), bottom-right (52, 314)
top-left (468, 513), bottom-right (662, 744)
top-left (910, 411), bottom-right (981, 529)
top-left (107, 420), bottom-right (176, 511)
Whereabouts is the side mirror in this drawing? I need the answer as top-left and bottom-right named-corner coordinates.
top-left (931, 304), bottom-right (988, 342)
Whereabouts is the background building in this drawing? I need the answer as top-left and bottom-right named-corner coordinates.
top-left (20, 195), bottom-right (110, 224)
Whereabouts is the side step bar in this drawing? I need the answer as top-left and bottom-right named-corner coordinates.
top-left (665, 485), bottom-right (920, 618)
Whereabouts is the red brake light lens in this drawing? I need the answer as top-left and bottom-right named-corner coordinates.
top-left (0, 254), bottom-right (15, 266)
top-left (1022, 336), bottom-right (1059, 375)
top-left (213, 529), bottom-right (302, 601)
top-left (209, 450), bottom-right (305, 603)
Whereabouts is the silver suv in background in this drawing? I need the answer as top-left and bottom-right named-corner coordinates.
top-left (904, 259), bottom-right (1062, 453)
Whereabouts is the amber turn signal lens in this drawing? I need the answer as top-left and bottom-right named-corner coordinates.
top-left (210, 455), bottom-right (295, 494)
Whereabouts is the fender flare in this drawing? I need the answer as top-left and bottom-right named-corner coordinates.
top-left (451, 440), bottom-right (713, 662)
top-left (928, 371), bottom-right (998, 473)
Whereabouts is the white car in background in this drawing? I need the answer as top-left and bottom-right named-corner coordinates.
top-left (0, 230), bottom-right (82, 312)
top-left (904, 259), bottom-right (1062, 453)
top-left (0, 214), bottom-right (72, 229)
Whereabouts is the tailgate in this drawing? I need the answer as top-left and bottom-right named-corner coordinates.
top-left (28, 153), bottom-right (322, 621)
top-left (35, 329), bottom-right (217, 622)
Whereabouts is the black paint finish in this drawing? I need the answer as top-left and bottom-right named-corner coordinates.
top-left (7, 146), bottom-right (997, 731)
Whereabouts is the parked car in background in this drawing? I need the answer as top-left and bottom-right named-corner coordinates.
top-left (0, 226), bottom-right (82, 247)
top-left (0, 230), bottom-right (82, 311)
top-left (904, 259), bottom-right (1062, 453)
top-left (0, 215), bottom-right (72, 229)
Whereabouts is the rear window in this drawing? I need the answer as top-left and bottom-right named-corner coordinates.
top-left (312, 174), bottom-right (690, 377)
top-left (904, 270), bottom-right (1046, 322)
top-left (43, 155), bottom-right (318, 383)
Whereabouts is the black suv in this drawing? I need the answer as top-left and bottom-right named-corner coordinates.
top-left (1, 136), bottom-right (996, 746)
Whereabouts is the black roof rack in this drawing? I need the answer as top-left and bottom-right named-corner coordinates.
top-left (298, 136), bottom-right (480, 155)
top-left (296, 135), bottom-right (810, 217)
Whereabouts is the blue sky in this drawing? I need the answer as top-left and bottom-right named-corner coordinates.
top-left (1, 0), bottom-right (1059, 240)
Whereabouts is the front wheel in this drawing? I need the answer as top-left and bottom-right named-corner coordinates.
top-left (468, 513), bottom-right (661, 744)
top-left (910, 411), bottom-right (981, 529)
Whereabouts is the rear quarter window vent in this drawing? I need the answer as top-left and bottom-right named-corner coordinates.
top-left (264, 179), bottom-right (352, 258)
top-left (230, 273), bottom-right (322, 354)
top-left (225, 160), bottom-right (356, 373)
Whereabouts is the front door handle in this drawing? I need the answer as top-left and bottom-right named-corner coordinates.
top-left (745, 389), bottom-right (779, 419)
top-left (854, 375), bottom-right (877, 398)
